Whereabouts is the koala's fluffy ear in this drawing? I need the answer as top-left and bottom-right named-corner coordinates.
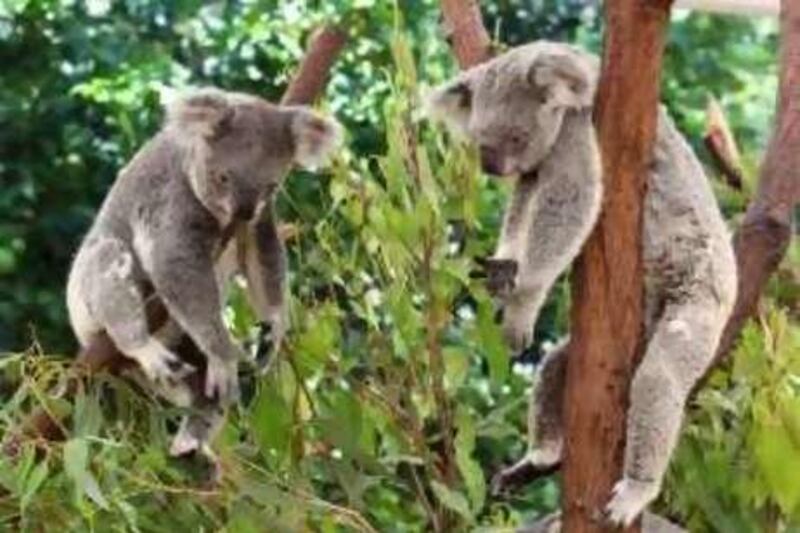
top-left (528, 51), bottom-right (595, 109)
top-left (421, 76), bottom-right (472, 138)
top-left (288, 107), bottom-right (343, 170)
top-left (164, 88), bottom-right (235, 139)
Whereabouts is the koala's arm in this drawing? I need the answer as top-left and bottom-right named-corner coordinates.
top-left (137, 217), bottom-right (242, 401)
top-left (240, 202), bottom-right (289, 364)
top-left (497, 111), bottom-right (603, 351)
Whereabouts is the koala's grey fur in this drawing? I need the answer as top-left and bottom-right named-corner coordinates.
top-left (67, 88), bottom-right (342, 464)
top-left (425, 41), bottom-right (737, 526)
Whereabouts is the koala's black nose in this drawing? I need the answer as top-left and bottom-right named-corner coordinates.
top-left (234, 202), bottom-right (257, 221)
top-left (479, 145), bottom-right (505, 176)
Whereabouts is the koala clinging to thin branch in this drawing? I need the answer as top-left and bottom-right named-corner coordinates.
top-left (67, 88), bottom-right (342, 464)
top-left (424, 41), bottom-right (737, 526)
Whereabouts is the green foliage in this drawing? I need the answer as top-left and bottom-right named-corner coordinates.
top-left (663, 287), bottom-right (800, 531)
top-left (0, 18), bottom-right (560, 531)
top-left (0, 1), bottom-right (793, 531)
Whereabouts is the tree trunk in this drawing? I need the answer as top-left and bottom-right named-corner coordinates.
top-left (4, 24), bottom-right (347, 454)
top-left (563, 1), bottom-right (673, 532)
top-left (711, 0), bottom-right (800, 366)
top-left (440, 0), bottom-right (492, 69)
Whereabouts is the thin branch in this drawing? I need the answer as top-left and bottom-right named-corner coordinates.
top-left (704, 96), bottom-right (744, 191)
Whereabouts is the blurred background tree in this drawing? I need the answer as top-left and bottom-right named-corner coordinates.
top-left (0, 1), bottom-right (795, 531)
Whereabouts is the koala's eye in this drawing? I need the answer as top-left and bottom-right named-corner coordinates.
top-left (510, 133), bottom-right (527, 148)
top-left (537, 91), bottom-right (549, 105)
top-left (219, 172), bottom-right (231, 184)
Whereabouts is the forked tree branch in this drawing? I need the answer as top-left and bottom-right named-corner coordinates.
top-left (710, 0), bottom-right (800, 366)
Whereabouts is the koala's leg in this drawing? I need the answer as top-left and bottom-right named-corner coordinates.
top-left (141, 230), bottom-right (243, 403)
top-left (66, 252), bottom-right (102, 347)
top-left (81, 237), bottom-right (193, 385)
top-left (147, 330), bottom-right (226, 481)
top-left (240, 209), bottom-right (288, 371)
top-left (492, 341), bottom-right (567, 494)
top-left (605, 294), bottom-right (731, 526)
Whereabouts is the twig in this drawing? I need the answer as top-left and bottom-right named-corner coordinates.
top-left (704, 96), bottom-right (744, 190)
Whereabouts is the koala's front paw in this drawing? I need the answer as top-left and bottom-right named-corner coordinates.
top-left (253, 318), bottom-right (286, 374)
top-left (605, 477), bottom-right (660, 527)
top-left (139, 346), bottom-right (195, 386)
top-left (490, 449), bottom-right (561, 495)
top-left (204, 357), bottom-right (239, 405)
top-left (482, 258), bottom-right (519, 299)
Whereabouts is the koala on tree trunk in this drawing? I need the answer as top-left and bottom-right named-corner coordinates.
top-left (67, 88), bottom-right (342, 469)
top-left (424, 41), bottom-right (737, 526)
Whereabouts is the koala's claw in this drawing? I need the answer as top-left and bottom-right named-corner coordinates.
top-left (253, 320), bottom-right (283, 374)
top-left (205, 357), bottom-right (239, 405)
top-left (140, 349), bottom-right (195, 386)
top-left (480, 258), bottom-right (519, 299)
top-left (491, 449), bottom-right (562, 495)
top-left (604, 478), bottom-right (659, 527)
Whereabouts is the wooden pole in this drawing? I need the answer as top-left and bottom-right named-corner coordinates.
top-left (563, 1), bottom-right (673, 531)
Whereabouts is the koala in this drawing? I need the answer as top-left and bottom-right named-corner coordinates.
top-left (66, 88), bottom-right (342, 466)
top-left (424, 41), bottom-right (737, 526)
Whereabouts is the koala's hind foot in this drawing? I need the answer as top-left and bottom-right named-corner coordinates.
top-left (605, 478), bottom-right (660, 527)
top-left (493, 343), bottom-right (568, 494)
top-left (82, 237), bottom-right (195, 386)
top-left (170, 408), bottom-right (225, 484)
top-left (491, 449), bottom-right (561, 495)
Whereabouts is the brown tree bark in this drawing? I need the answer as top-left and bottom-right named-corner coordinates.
top-left (563, 1), bottom-right (673, 532)
top-left (711, 0), bottom-right (800, 365)
top-left (704, 97), bottom-right (744, 191)
top-left (281, 26), bottom-right (348, 106)
top-left (4, 24), bottom-right (347, 454)
top-left (440, 0), bottom-right (493, 69)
